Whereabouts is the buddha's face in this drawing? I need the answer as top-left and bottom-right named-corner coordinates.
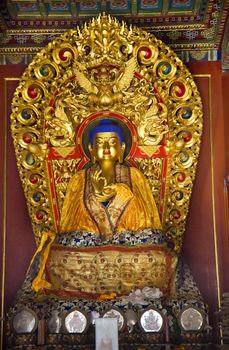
top-left (89, 132), bottom-right (125, 163)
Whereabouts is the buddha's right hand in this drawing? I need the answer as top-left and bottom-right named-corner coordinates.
top-left (91, 170), bottom-right (116, 202)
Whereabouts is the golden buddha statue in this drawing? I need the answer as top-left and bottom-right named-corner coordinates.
top-left (30, 119), bottom-right (176, 300)
top-left (60, 119), bottom-right (162, 238)
top-left (8, 12), bottom-right (203, 304)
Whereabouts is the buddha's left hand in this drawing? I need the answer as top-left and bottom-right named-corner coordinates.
top-left (95, 185), bottom-right (116, 202)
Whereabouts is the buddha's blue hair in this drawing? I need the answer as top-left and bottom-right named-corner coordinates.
top-left (89, 119), bottom-right (123, 145)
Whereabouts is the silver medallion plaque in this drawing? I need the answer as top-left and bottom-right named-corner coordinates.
top-left (12, 308), bottom-right (38, 334)
top-left (64, 309), bottom-right (88, 333)
top-left (103, 308), bottom-right (125, 331)
top-left (179, 307), bottom-right (204, 331)
top-left (139, 308), bottom-right (163, 332)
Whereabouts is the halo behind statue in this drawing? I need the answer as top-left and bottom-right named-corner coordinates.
top-left (10, 14), bottom-right (203, 254)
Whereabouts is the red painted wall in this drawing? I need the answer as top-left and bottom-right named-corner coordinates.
top-left (184, 63), bottom-right (229, 331)
top-left (0, 66), bottom-right (37, 316)
top-left (0, 61), bottom-right (228, 342)
top-left (222, 72), bottom-right (229, 175)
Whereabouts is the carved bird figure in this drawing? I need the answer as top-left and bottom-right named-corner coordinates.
top-left (74, 57), bottom-right (137, 108)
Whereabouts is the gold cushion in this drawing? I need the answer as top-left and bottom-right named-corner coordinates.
top-left (44, 244), bottom-right (177, 299)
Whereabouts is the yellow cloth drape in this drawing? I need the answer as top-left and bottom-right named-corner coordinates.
top-left (29, 231), bottom-right (56, 292)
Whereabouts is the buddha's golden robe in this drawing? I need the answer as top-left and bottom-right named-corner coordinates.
top-left (32, 164), bottom-right (177, 298)
top-left (60, 163), bottom-right (162, 238)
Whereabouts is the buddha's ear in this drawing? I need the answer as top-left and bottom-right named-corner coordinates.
top-left (88, 143), bottom-right (96, 164)
top-left (119, 142), bottom-right (126, 164)
top-left (121, 142), bottom-right (126, 151)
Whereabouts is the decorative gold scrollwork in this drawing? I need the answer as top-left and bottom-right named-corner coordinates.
top-left (22, 81), bottom-right (46, 104)
top-left (52, 43), bottom-right (78, 67)
top-left (34, 61), bottom-right (58, 81)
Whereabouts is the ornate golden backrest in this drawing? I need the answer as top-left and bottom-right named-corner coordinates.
top-left (10, 14), bottom-right (202, 254)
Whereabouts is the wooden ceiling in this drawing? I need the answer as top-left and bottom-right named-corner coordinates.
top-left (0, 0), bottom-right (228, 68)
